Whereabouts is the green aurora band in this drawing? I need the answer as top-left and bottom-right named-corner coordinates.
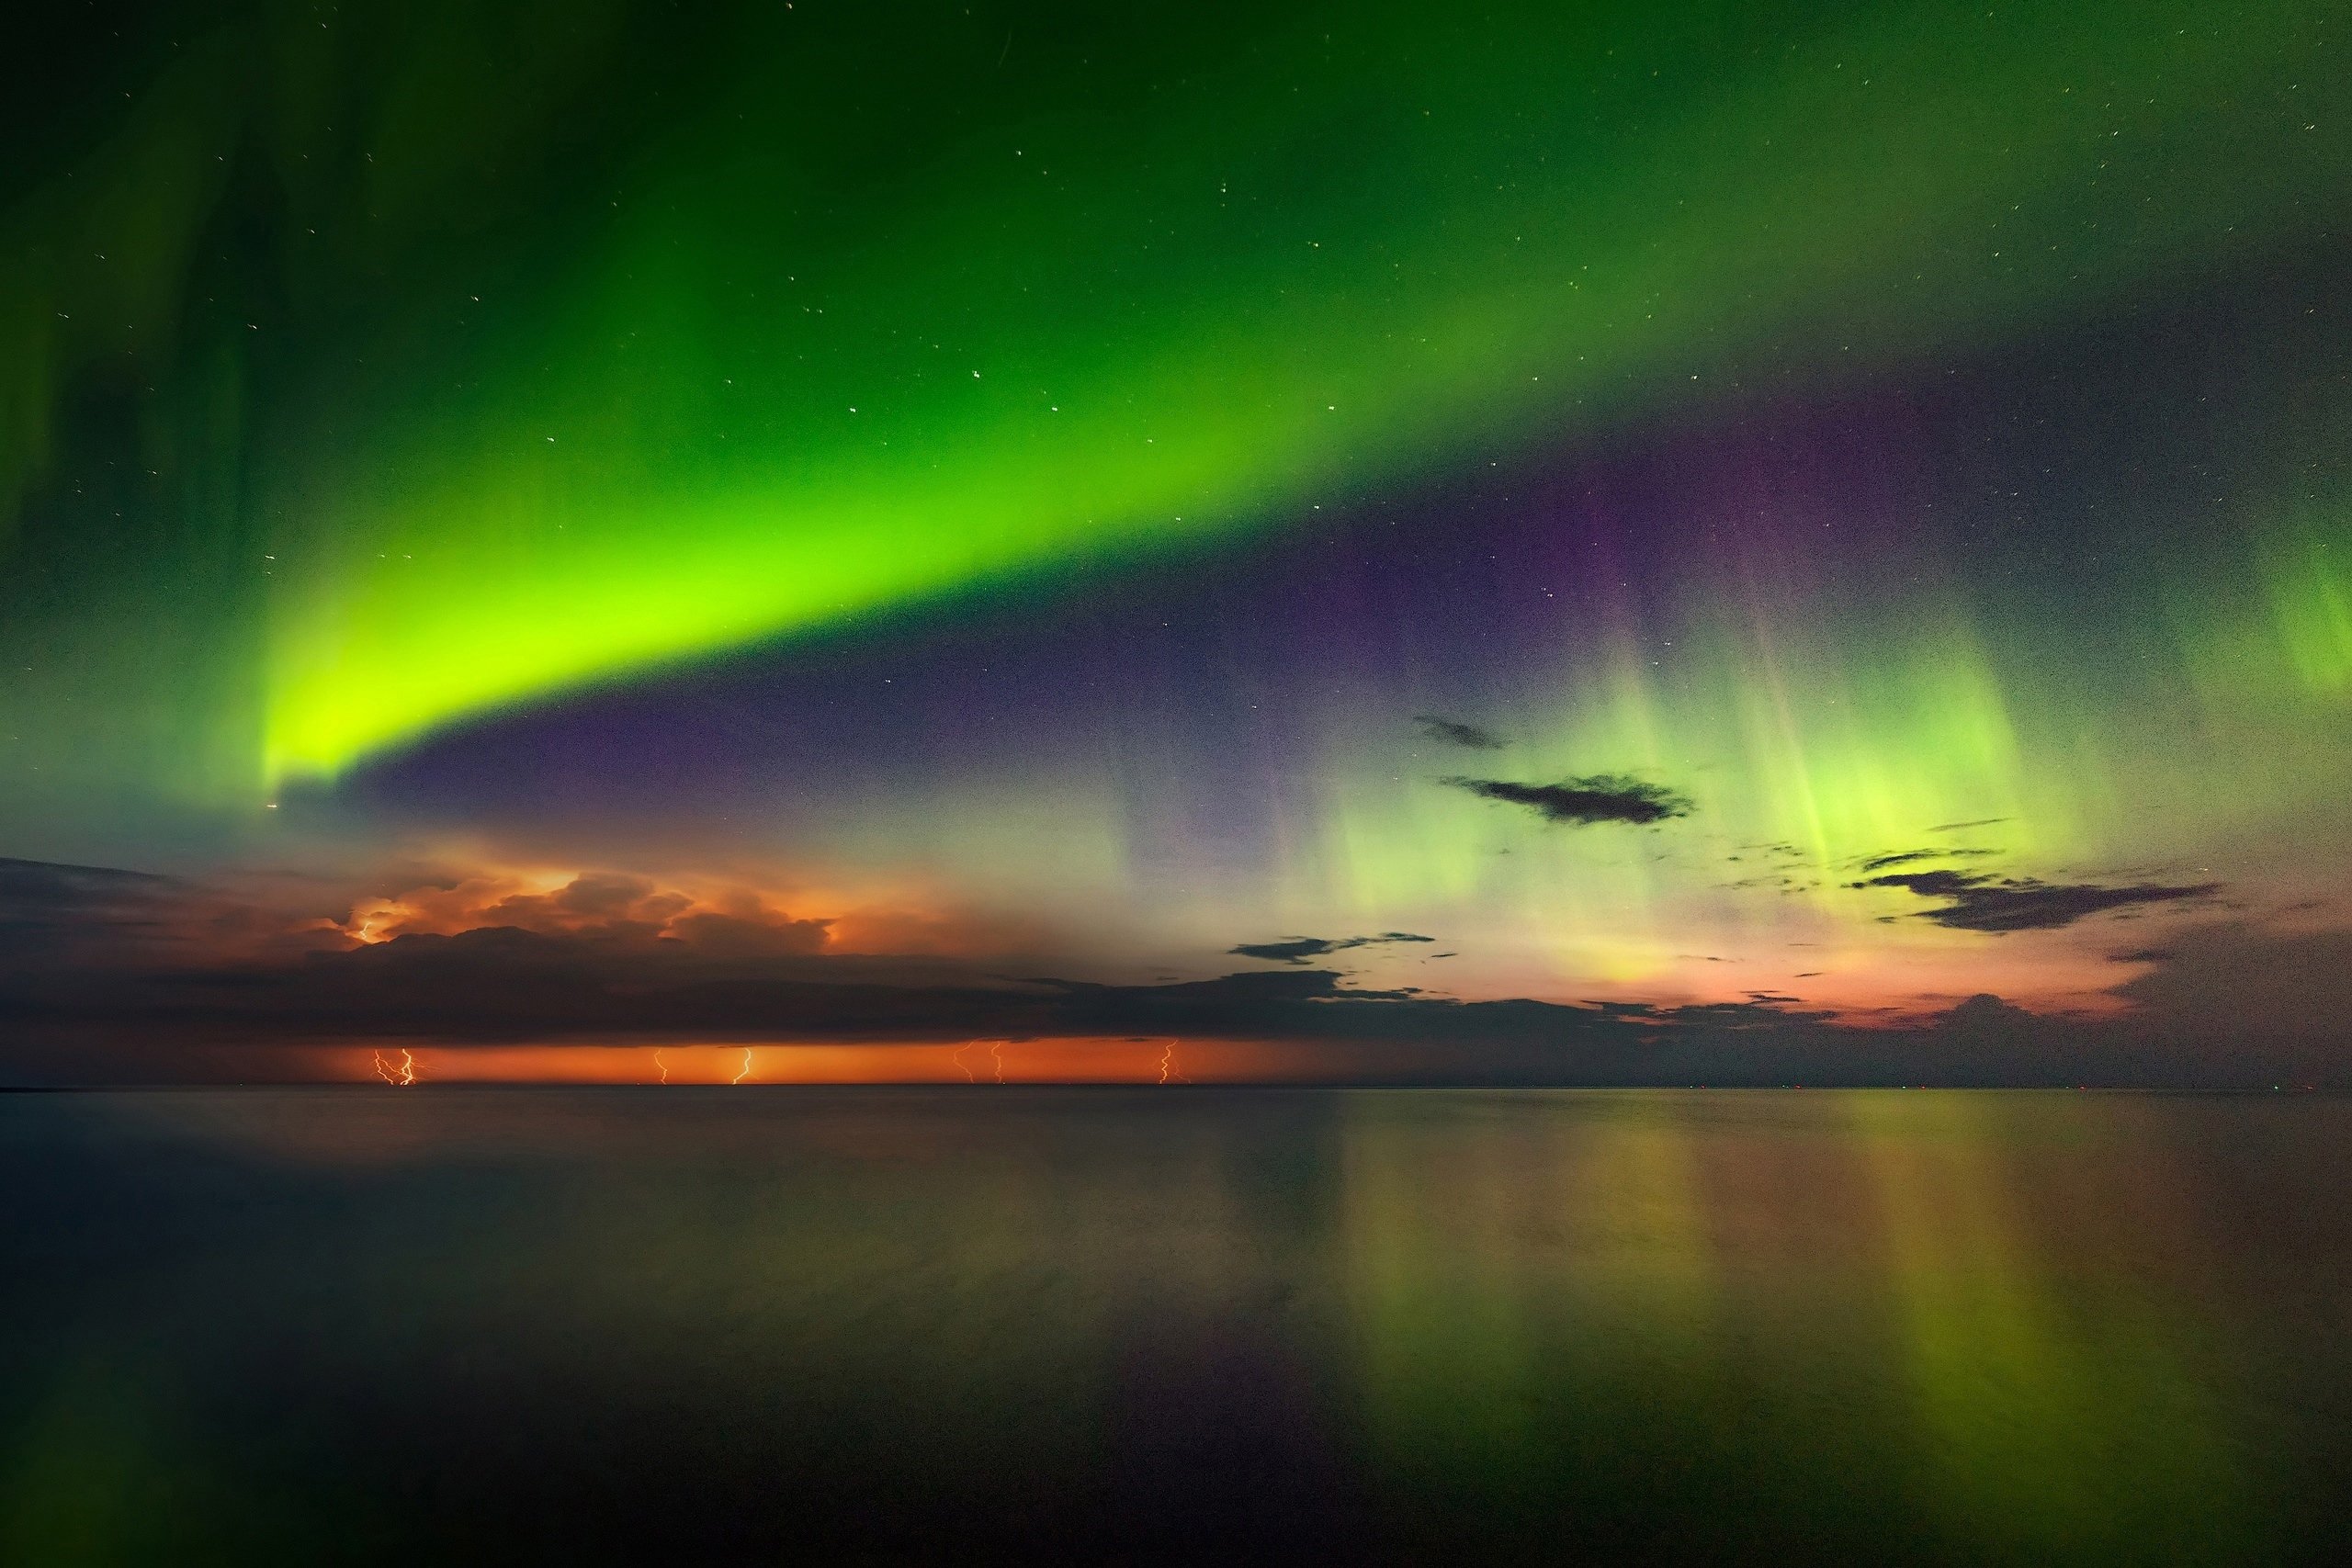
top-left (1, 0), bottom-right (2346, 909)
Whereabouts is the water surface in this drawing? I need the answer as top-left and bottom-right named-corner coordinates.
top-left (3, 1089), bottom-right (2346, 1563)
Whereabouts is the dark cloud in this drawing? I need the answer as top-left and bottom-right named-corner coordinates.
top-left (0, 855), bottom-right (171, 898)
top-left (2111, 920), bottom-right (2352, 1044)
top-left (1442, 774), bottom-right (1691, 827)
top-left (5, 859), bottom-right (2346, 1089)
top-left (1853, 868), bottom-right (2220, 932)
top-left (1, 856), bottom-right (175, 952)
top-left (0, 855), bottom-right (340, 969)
top-left (0, 858), bottom-right (1951, 1084)
top-left (1855, 848), bottom-right (1999, 874)
top-left (1414, 715), bottom-right (1504, 750)
top-left (1727, 842), bottom-right (1806, 863)
top-left (1859, 851), bottom-right (1938, 872)
top-left (0, 897), bottom-right (1735, 1071)
top-left (2109, 948), bottom-right (2174, 964)
top-left (1229, 931), bottom-right (1436, 965)
top-left (1935, 992), bottom-right (2040, 1031)
top-left (1926, 818), bottom-right (2010, 833)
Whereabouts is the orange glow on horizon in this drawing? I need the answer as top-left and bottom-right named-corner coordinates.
top-left (334, 1038), bottom-right (1317, 1086)
top-left (1453, 921), bottom-right (2152, 1027)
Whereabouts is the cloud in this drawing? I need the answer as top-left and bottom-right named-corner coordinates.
top-left (1, 855), bottom-right (344, 968)
top-left (1414, 715), bottom-right (1504, 750)
top-left (1, 856), bottom-right (176, 956)
top-left (0, 855), bottom-right (170, 899)
top-left (1855, 847), bottom-right (1999, 873)
top-left (337, 871), bottom-right (824, 948)
top-left (1935, 992), bottom-right (2041, 1031)
top-left (1926, 818), bottom-right (2010, 833)
top-left (1853, 868), bottom-right (2220, 931)
top-left (2110, 919), bottom-right (2352, 1043)
top-left (6, 858), bottom-right (2346, 1089)
top-left (1442, 774), bottom-right (1692, 826)
top-left (1229, 931), bottom-right (1436, 965)
top-left (0, 858), bottom-right (1853, 1082)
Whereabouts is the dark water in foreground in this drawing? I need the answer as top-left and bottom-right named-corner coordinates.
top-left (3, 1089), bottom-right (2348, 1564)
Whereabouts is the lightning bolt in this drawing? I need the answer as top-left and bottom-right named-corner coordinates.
top-left (1158, 1038), bottom-right (1190, 1085)
top-left (952, 1041), bottom-right (975, 1082)
top-left (654, 1048), bottom-right (669, 1085)
top-left (732, 1045), bottom-right (754, 1085)
top-left (397, 1048), bottom-right (417, 1086)
top-left (372, 1049), bottom-right (396, 1085)
top-left (990, 1040), bottom-right (1005, 1085)
top-left (374, 1048), bottom-right (418, 1086)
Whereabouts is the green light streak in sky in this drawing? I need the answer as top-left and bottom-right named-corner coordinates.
top-left (251, 0), bottom-right (2346, 779)
top-left (1274, 598), bottom-right (2052, 977)
top-left (9, 1), bottom-right (2342, 793)
top-left (2257, 504), bottom-right (2352, 697)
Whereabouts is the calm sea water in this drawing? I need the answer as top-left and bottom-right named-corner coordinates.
top-left (2, 1089), bottom-right (2346, 1564)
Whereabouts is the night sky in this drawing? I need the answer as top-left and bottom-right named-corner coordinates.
top-left (4, 0), bottom-right (2348, 1084)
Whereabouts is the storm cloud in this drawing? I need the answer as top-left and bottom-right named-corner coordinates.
top-left (0, 859), bottom-right (2340, 1089)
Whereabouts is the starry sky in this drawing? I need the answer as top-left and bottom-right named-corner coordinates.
top-left (3, 0), bottom-right (2348, 1084)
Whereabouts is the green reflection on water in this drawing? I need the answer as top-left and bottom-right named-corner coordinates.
top-left (0, 1089), bottom-right (2338, 1563)
top-left (1340, 1091), bottom-right (2273, 1560)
